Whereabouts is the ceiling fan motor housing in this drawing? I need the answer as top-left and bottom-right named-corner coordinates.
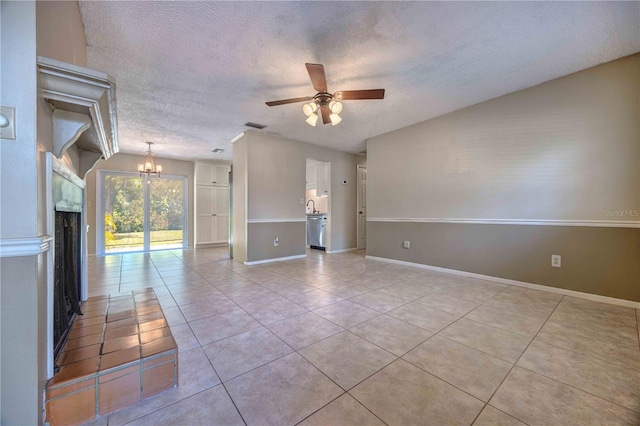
top-left (313, 92), bottom-right (333, 107)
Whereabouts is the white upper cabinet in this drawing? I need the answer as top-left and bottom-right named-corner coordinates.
top-left (316, 161), bottom-right (329, 197)
top-left (196, 163), bottom-right (229, 186)
top-left (306, 161), bottom-right (317, 189)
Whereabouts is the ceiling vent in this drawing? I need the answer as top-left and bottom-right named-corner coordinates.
top-left (211, 148), bottom-right (225, 153)
top-left (245, 122), bottom-right (266, 129)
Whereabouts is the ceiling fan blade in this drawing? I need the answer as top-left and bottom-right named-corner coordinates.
top-left (320, 105), bottom-right (331, 124)
top-left (333, 89), bottom-right (385, 101)
top-left (306, 63), bottom-right (328, 93)
top-left (265, 96), bottom-right (313, 107)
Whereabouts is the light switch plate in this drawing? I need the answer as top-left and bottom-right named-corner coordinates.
top-left (0, 106), bottom-right (16, 140)
top-left (403, 240), bottom-right (410, 249)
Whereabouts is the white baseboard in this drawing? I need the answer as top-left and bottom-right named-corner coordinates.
top-left (326, 247), bottom-right (357, 254)
top-left (244, 254), bottom-right (306, 266)
top-left (365, 255), bottom-right (640, 309)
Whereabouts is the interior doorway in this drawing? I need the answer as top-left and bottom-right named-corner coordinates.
top-left (97, 171), bottom-right (187, 254)
top-left (357, 165), bottom-right (367, 249)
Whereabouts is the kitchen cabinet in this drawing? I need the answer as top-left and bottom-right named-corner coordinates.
top-left (315, 161), bottom-right (329, 197)
top-left (306, 162), bottom-right (317, 189)
top-left (306, 160), bottom-right (329, 196)
top-left (195, 162), bottom-right (230, 245)
top-left (195, 163), bottom-right (229, 186)
top-left (196, 185), bottom-right (229, 244)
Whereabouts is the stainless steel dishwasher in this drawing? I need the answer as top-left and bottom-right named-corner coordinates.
top-left (306, 214), bottom-right (327, 250)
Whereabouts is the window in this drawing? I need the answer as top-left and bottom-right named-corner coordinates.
top-left (97, 171), bottom-right (187, 254)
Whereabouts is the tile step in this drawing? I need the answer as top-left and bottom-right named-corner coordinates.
top-left (45, 289), bottom-right (178, 426)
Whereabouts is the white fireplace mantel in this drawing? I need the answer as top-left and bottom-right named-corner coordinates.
top-left (37, 56), bottom-right (119, 177)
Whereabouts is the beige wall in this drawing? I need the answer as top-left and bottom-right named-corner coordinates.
top-left (368, 55), bottom-right (639, 221)
top-left (367, 54), bottom-right (640, 302)
top-left (36, 1), bottom-right (87, 67)
top-left (233, 131), bottom-right (359, 262)
top-left (85, 153), bottom-right (195, 255)
top-left (231, 136), bottom-right (248, 263)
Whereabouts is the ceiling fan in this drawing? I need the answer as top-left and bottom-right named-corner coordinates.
top-left (265, 63), bottom-right (385, 126)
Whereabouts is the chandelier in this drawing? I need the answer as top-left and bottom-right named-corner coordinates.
top-left (137, 142), bottom-right (162, 176)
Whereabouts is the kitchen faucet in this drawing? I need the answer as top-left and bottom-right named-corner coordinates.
top-left (306, 200), bottom-right (317, 214)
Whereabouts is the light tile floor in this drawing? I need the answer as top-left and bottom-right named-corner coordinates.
top-left (84, 248), bottom-right (640, 426)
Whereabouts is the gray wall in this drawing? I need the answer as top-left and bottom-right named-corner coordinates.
top-left (233, 131), bottom-right (360, 262)
top-left (367, 54), bottom-right (640, 302)
top-left (247, 222), bottom-right (306, 261)
top-left (85, 153), bottom-right (196, 255)
top-left (369, 222), bottom-right (640, 301)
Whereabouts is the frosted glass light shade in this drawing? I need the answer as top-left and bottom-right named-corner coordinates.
top-left (302, 102), bottom-right (317, 116)
top-left (155, 164), bottom-right (163, 173)
top-left (329, 101), bottom-right (343, 114)
top-left (306, 112), bottom-right (318, 126)
top-left (330, 113), bottom-right (342, 126)
top-left (137, 164), bottom-right (144, 172)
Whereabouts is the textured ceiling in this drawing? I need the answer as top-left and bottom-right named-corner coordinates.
top-left (79, 1), bottom-right (640, 162)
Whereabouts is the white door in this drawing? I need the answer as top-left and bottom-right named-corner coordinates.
top-left (196, 186), bottom-right (215, 243)
top-left (357, 165), bottom-right (367, 249)
top-left (213, 186), bottom-right (229, 242)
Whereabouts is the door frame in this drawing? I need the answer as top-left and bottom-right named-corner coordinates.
top-left (356, 164), bottom-right (367, 249)
top-left (97, 170), bottom-right (188, 255)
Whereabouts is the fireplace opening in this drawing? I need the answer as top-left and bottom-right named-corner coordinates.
top-left (53, 211), bottom-right (83, 364)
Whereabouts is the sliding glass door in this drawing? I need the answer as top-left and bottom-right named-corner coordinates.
top-left (98, 172), bottom-right (187, 254)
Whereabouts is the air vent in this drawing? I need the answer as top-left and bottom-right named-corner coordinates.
top-left (245, 122), bottom-right (266, 129)
top-left (211, 148), bottom-right (225, 153)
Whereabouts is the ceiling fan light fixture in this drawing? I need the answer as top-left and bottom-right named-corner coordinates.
top-left (329, 113), bottom-right (342, 126)
top-left (302, 102), bottom-right (317, 117)
top-left (306, 112), bottom-right (318, 127)
top-left (329, 100), bottom-right (343, 114)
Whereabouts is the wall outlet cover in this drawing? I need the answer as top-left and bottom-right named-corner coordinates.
top-left (551, 254), bottom-right (561, 268)
top-left (403, 240), bottom-right (410, 249)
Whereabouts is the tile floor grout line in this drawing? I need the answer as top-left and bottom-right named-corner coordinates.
top-left (118, 383), bottom-right (228, 426)
top-left (476, 294), bottom-right (567, 422)
top-left (199, 343), bottom-right (249, 426)
top-left (514, 363), bottom-right (640, 415)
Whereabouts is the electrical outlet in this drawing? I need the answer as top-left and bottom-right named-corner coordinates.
top-left (403, 240), bottom-right (410, 249)
top-left (551, 255), bottom-right (561, 268)
top-left (300, 198), bottom-right (305, 205)
top-left (274, 237), bottom-right (279, 247)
